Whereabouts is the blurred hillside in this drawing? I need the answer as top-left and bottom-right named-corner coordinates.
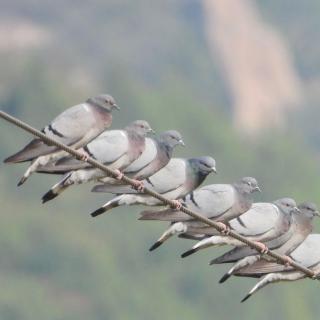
top-left (1, 1), bottom-right (320, 319)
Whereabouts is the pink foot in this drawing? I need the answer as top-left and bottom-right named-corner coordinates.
top-left (312, 272), bottom-right (319, 280)
top-left (77, 151), bottom-right (89, 162)
top-left (216, 222), bottom-right (231, 235)
top-left (283, 255), bottom-right (293, 267)
top-left (253, 241), bottom-right (269, 254)
top-left (132, 180), bottom-right (145, 192)
top-left (114, 169), bottom-right (124, 180)
top-left (171, 200), bottom-right (182, 210)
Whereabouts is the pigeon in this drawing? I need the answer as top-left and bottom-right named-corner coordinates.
top-left (140, 177), bottom-right (261, 251)
top-left (216, 201), bottom-right (318, 283)
top-left (41, 120), bottom-right (154, 203)
top-left (90, 156), bottom-right (217, 217)
top-left (239, 232), bottom-right (320, 302)
top-left (181, 198), bottom-right (298, 258)
top-left (37, 130), bottom-right (185, 179)
top-left (100, 130), bottom-right (185, 183)
top-left (4, 94), bottom-right (119, 186)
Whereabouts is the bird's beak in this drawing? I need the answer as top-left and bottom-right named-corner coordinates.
top-left (149, 128), bottom-right (156, 135)
top-left (179, 139), bottom-right (185, 146)
top-left (255, 186), bottom-right (261, 192)
top-left (293, 207), bottom-right (301, 214)
top-left (112, 103), bottom-right (120, 110)
top-left (211, 167), bottom-right (217, 174)
top-left (314, 211), bottom-right (320, 217)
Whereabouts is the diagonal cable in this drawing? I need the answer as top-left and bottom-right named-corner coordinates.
top-left (0, 110), bottom-right (316, 278)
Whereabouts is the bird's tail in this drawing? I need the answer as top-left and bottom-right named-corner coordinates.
top-left (219, 255), bottom-right (261, 284)
top-left (90, 197), bottom-right (122, 217)
top-left (241, 273), bottom-right (275, 303)
top-left (91, 184), bottom-right (135, 194)
top-left (149, 222), bottom-right (188, 252)
top-left (181, 237), bottom-right (214, 258)
top-left (17, 157), bottom-right (44, 186)
top-left (181, 235), bottom-right (232, 258)
top-left (91, 194), bottom-right (161, 218)
top-left (42, 173), bottom-right (72, 203)
top-left (4, 139), bottom-right (54, 164)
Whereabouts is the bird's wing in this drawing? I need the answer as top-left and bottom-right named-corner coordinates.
top-left (124, 138), bottom-right (157, 173)
top-left (84, 130), bottom-right (129, 164)
top-left (4, 103), bottom-right (98, 163)
top-left (236, 234), bottom-right (320, 276)
top-left (229, 203), bottom-right (279, 237)
top-left (139, 184), bottom-right (235, 222)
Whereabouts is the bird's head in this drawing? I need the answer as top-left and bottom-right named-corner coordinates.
top-left (275, 198), bottom-right (300, 215)
top-left (88, 94), bottom-right (119, 111)
top-left (160, 130), bottom-right (185, 148)
top-left (237, 177), bottom-right (261, 194)
top-left (298, 202), bottom-right (320, 219)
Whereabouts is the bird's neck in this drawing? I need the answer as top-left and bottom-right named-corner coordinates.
top-left (158, 142), bottom-right (172, 160)
top-left (87, 98), bottom-right (110, 112)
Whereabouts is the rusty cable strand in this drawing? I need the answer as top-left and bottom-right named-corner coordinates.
top-left (0, 110), bottom-right (317, 278)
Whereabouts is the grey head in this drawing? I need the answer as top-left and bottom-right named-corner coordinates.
top-left (126, 120), bottom-right (154, 137)
top-left (190, 156), bottom-right (217, 175)
top-left (298, 202), bottom-right (320, 219)
top-left (87, 94), bottom-right (119, 111)
top-left (274, 197), bottom-right (300, 215)
top-left (234, 177), bottom-right (261, 195)
top-left (158, 130), bottom-right (185, 149)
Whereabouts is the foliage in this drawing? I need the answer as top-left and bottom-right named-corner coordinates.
top-left (1, 1), bottom-right (320, 319)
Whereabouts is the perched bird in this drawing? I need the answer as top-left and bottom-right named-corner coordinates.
top-left (4, 94), bottom-right (119, 186)
top-left (90, 156), bottom-right (216, 217)
top-left (181, 198), bottom-right (298, 258)
top-left (41, 120), bottom-right (154, 203)
top-left (140, 177), bottom-right (261, 251)
top-left (215, 201), bottom-right (318, 283)
top-left (99, 130), bottom-right (185, 184)
top-left (239, 233), bottom-right (320, 302)
top-left (37, 130), bottom-right (184, 179)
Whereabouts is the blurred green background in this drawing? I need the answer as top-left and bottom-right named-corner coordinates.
top-left (1, 0), bottom-right (320, 319)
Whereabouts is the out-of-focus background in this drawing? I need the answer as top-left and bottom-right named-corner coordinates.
top-left (1, 0), bottom-right (320, 318)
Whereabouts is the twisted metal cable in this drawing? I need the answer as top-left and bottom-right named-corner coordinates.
top-left (0, 110), bottom-right (316, 278)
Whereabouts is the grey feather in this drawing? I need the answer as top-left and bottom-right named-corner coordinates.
top-left (41, 120), bottom-right (153, 203)
top-left (216, 201), bottom-right (318, 283)
top-left (4, 94), bottom-right (118, 185)
top-left (141, 177), bottom-right (261, 251)
top-left (181, 198), bottom-right (297, 258)
top-left (140, 177), bottom-right (260, 222)
top-left (83, 130), bottom-right (184, 184)
top-left (90, 156), bottom-right (216, 217)
top-left (239, 233), bottom-right (320, 302)
top-left (234, 202), bottom-right (319, 277)
top-left (211, 198), bottom-right (312, 264)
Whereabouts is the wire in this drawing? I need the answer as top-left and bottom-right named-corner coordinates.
top-left (0, 110), bottom-right (316, 278)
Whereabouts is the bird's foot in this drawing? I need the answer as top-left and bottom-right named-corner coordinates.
top-left (77, 151), bottom-right (89, 162)
top-left (170, 200), bottom-right (182, 210)
top-left (114, 169), bottom-right (124, 180)
top-left (312, 271), bottom-right (320, 280)
top-left (216, 222), bottom-right (231, 235)
top-left (253, 241), bottom-right (269, 254)
top-left (132, 180), bottom-right (145, 192)
top-left (283, 255), bottom-right (293, 267)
